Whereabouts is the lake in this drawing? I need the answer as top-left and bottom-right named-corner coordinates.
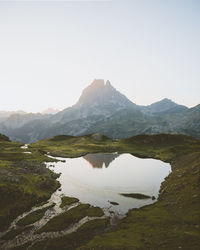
top-left (48, 153), bottom-right (171, 215)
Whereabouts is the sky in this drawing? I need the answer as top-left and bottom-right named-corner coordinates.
top-left (0, 0), bottom-right (199, 112)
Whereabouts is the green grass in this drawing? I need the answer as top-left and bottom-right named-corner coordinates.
top-left (0, 136), bottom-right (60, 231)
top-left (1, 133), bottom-right (200, 249)
top-left (17, 204), bottom-right (55, 226)
top-left (9, 242), bottom-right (31, 250)
top-left (29, 133), bottom-right (200, 249)
top-left (78, 135), bottom-right (200, 250)
top-left (37, 204), bottom-right (104, 233)
top-left (60, 196), bottom-right (79, 208)
top-left (30, 218), bottom-right (109, 250)
top-left (31, 134), bottom-right (118, 158)
top-left (2, 225), bottom-right (33, 240)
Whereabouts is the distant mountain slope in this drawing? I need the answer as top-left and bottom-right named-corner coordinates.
top-left (140, 98), bottom-right (188, 115)
top-left (84, 107), bottom-right (172, 139)
top-left (175, 104), bottom-right (200, 138)
top-left (0, 110), bottom-right (26, 123)
top-left (0, 79), bottom-right (199, 142)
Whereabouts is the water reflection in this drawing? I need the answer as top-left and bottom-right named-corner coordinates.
top-left (83, 153), bottom-right (119, 168)
top-left (48, 153), bottom-right (171, 215)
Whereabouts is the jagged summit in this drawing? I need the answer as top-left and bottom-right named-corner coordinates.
top-left (0, 78), bottom-right (198, 143)
top-left (76, 79), bottom-right (134, 108)
top-left (41, 107), bottom-right (60, 114)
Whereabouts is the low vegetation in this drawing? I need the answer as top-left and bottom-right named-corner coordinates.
top-left (60, 196), bottom-right (79, 208)
top-left (30, 218), bottom-right (109, 250)
top-left (31, 134), bottom-right (118, 158)
top-left (17, 204), bottom-right (55, 226)
top-left (0, 133), bottom-right (200, 249)
top-left (0, 134), bottom-right (60, 231)
top-left (31, 133), bottom-right (200, 249)
top-left (37, 203), bottom-right (104, 233)
top-left (80, 135), bottom-right (200, 249)
top-left (2, 225), bottom-right (33, 240)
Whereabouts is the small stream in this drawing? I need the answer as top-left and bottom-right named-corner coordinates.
top-left (0, 191), bottom-right (107, 250)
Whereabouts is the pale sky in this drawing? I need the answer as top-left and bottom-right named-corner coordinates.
top-left (0, 0), bottom-right (199, 112)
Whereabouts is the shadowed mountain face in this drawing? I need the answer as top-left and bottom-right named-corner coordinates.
top-left (83, 153), bottom-right (120, 168)
top-left (0, 79), bottom-right (199, 143)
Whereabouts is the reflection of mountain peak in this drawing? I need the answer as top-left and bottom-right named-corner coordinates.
top-left (83, 153), bottom-right (119, 168)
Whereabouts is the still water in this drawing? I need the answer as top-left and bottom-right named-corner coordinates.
top-left (48, 153), bottom-right (171, 215)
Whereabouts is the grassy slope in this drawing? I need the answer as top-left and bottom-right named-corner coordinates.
top-left (31, 134), bottom-right (119, 158)
top-left (0, 135), bottom-right (60, 231)
top-left (31, 133), bottom-right (200, 249)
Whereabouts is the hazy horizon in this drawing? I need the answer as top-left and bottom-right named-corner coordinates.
top-left (0, 78), bottom-right (198, 114)
top-left (0, 0), bottom-right (199, 112)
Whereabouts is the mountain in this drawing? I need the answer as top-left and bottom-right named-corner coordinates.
top-left (140, 98), bottom-right (188, 115)
top-left (76, 79), bottom-right (135, 109)
top-left (0, 113), bottom-right (52, 142)
top-left (41, 108), bottom-right (60, 114)
top-left (84, 107), bottom-right (171, 139)
top-left (0, 110), bottom-right (26, 118)
top-left (175, 104), bottom-right (200, 138)
top-left (51, 79), bottom-right (136, 124)
top-left (0, 79), bottom-right (199, 143)
top-left (0, 110), bottom-right (26, 123)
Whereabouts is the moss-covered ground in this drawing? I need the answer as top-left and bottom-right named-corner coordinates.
top-left (60, 196), bottom-right (79, 208)
top-left (31, 134), bottom-right (118, 158)
top-left (2, 225), bottom-right (33, 240)
top-left (31, 133), bottom-right (200, 249)
top-left (16, 204), bottom-right (55, 226)
top-left (1, 133), bottom-right (200, 249)
top-left (37, 203), bottom-right (104, 233)
top-left (0, 134), bottom-right (60, 231)
top-left (30, 218), bottom-right (109, 250)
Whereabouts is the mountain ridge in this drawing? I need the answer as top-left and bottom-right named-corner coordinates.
top-left (0, 79), bottom-right (199, 142)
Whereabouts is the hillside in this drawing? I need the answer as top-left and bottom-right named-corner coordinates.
top-left (0, 134), bottom-right (59, 231)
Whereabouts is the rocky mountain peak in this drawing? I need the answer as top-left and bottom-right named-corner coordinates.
top-left (76, 79), bottom-right (133, 108)
top-left (41, 107), bottom-right (60, 114)
top-left (105, 80), bottom-right (112, 87)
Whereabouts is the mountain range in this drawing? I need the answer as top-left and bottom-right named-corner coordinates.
top-left (0, 79), bottom-right (199, 143)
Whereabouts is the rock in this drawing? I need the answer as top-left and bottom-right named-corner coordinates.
top-left (109, 201), bottom-right (119, 206)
